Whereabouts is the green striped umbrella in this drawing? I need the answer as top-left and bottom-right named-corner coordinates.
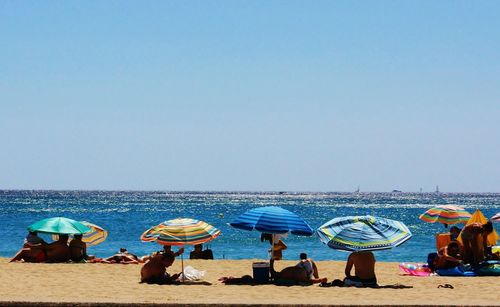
top-left (317, 215), bottom-right (412, 252)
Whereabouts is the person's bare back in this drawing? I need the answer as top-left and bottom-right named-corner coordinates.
top-left (69, 235), bottom-right (86, 262)
top-left (345, 251), bottom-right (376, 280)
top-left (140, 253), bottom-right (179, 284)
top-left (46, 235), bottom-right (70, 263)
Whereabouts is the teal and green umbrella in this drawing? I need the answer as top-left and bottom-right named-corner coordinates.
top-left (28, 217), bottom-right (92, 235)
top-left (317, 215), bottom-right (412, 252)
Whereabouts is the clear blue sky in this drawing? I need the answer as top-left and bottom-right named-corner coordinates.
top-left (1, 1), bottom-right (499, 192)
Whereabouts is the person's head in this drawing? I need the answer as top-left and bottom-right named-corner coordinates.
top-left (299, 253), bottom-right (307, 260)
top-left (194, 244), bottom-right (202, 251)
top-left (119, 247), bottom-right (128, 253)
top-left (29, 231), bottom-right (38, 236)
top-left (59, 234), bottom-right (69, 242)
top-left (483, 221), bottom-right (494, 234)
top-left (261, 233), bottom-right (272, 244)
top-left (163, 245), bottom-right (172, 252)
top-left (74, 234), bottom-right (83, 241)
top-left (450, 226), bottom-right (461, 235)
top-left (161, 252), bottom-right (175, 267)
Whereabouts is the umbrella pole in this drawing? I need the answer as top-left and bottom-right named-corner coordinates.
top-left (181, 253), bottom-right (185, 282)
top-left (270, 234), bottom-right (274, 261)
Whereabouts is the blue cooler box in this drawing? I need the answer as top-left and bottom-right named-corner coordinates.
top-left (252, 261), bottom-right (270, 283)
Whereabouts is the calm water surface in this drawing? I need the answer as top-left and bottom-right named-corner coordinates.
top-left (1, 190), bottom-right (499, 262)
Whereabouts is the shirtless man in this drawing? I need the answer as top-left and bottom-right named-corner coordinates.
top-left (142, 245), bottom-right (184, 263)
top-left (140, 253), bottom-right (181, 284)
top-left (344, 251), bottom-right (377, 287)
top-left (45, 234), bottom-right (71, 263)
top-left (460, 221), bottom-right (494, 266)
top-left (69, 234), bottom-right (87, 262)
top-left (434, 241), bottom-right (462, 269)
top-left (270, 253), bottom-right (327, 284)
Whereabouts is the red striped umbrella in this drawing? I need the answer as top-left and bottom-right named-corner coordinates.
top-left (419, 205), bottom-right (471, 226)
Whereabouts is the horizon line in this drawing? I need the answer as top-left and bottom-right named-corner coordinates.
top-left (1, 188), bottom-right (500, 195)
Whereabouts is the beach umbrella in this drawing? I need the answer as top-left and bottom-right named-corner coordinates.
top-left (419, 205), bottom-right (471, 227)
top-left (80, 221), bottom-right (108, 246)
top-left (316, 215), bottom-right (412, 252)
top-left (141, 218), bottom-right (220, 281)
top-left (28, 217), bottom-right (91, 235)
top-left (230, 206), bottom-right (314, 235)
top-left (52, 221), bottom-right (108, 246)
top-left (230, 206), bottom-right (314, 259)
top-left (492, 213), bottom-right (500, 223)
top-left (141, 218), bottom-right (220, 245)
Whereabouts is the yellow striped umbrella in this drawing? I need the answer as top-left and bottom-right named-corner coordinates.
top-left (141, 218), bottom-right (220, 281)
top-left (80, 221), bottom-right (108, 246)
top-left (141, 218), bottom-right (220, 246)
top-left (52, 221), bottom-right (107, 246)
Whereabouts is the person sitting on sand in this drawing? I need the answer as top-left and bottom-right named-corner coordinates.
top-left (163, 245), bottom-right (184, 257)
top-left (69, 234), bottom-right (95, 262)
top-left (141, 245), bottom-right (184, 263)
top-left (140, 252), bottom-right (181, 284)
top-left (24, 231), bottom-right (47, 246)
top-left (460, 221), bottom-right (494, 266)
top-left (10, 244), bottom-right (46, 263)
top-left (343, 251), bottom-right (377, 287)
top-left (270, 253), bottom-right (327, 284)
top-left (45, 234), bottom-right (71, 263)
top-left (10, 231), bottom-right (48, 263)
top-left (190, 244), bottom-right (204, 259)
top-left (434, 241), bottom-right (462, 270)
top-left (189, 244), bottom-right (214, 260)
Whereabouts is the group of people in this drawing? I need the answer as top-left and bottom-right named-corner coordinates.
top-left (13, 222), bottom-right (497, 287)
top-left (433, 221), bottom-right (496, 270)
top-left (259, 232), bottom-right (377, 287)
top-left (219, 251), bottom-right (377, 287)
top-left (10, 231), bottom-right (213, 265)
top-left (10, 231), bottom-right (91, 263)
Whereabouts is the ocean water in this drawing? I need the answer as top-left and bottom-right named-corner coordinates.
top-left (1, 190), bottom-right (499, 262)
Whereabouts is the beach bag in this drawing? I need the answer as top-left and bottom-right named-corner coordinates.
top-left (178, 265), bottom-right (206, 281)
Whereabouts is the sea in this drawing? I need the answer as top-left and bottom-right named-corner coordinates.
top-left (1, 190), bottom-right (499, 262)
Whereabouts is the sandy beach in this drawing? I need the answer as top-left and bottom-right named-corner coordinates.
top-left (1, 258), bottom-right (499, 306)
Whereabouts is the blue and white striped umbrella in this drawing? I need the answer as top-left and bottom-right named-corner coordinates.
top-left (317, 215), bottom-right (412, 252)
top-left (492, 213), bottom-right (500, 223)
top-left (230, 206), bottom-right (314, 236)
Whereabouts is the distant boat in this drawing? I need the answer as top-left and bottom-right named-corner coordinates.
top-left (354, 186), bottom-right (360, 193)
top-left (435, 185), bottom-right (440, 193)
top-left (392, 190), bottom-right (402, 193)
